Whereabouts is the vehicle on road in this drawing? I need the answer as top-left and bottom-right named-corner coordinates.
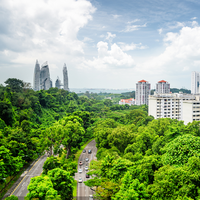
top-left (88, 149), bottom-right (92, 154)
top-left (79, 161), bottom-right (83, 166)
top-left (89, 195), bottom-right (93, 199)
top-left (86, 173), bottom-right (90, 178)
top-left (79, 177), bottom-right (82, 183)
top-left (85, 158), bottom-right (89, 162)
top-left (83, 149), bottom-right (86, 153)
top-left (85, 166), bottom-right (88, 171)
top-left (79, 169), bottom-right (82, 173)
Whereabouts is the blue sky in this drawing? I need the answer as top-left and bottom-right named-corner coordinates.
top-left (1, 0), bottom-right (200, 90)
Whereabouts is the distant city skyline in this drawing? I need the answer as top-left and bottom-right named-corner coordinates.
top-left (1, 0), bottom-right (200, 89)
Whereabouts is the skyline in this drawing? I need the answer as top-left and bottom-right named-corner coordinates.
top-left (1, 0), bottom-right (200, 89)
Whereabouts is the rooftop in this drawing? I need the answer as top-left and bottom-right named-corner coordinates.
top-left (138, 79), bottom-right (147, 83)
top-left (158, 80), bottom-right (167, 83)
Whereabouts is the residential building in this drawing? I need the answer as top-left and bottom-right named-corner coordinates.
top-left (33, 60), bottom-right (69, 91)
top-left (191, 71), bottom-right (200, 94)
top-left (148, 92), bottom-right (200, 124)
top-left (156, 80), bottom-right (170, 93)
top-left (119, 98), bottom-right (135, 106)
top-left (136, 80), bottom-right (151, 105)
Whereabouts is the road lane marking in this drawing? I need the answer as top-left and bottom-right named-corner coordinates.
top-left (10, 155), bottom-right (45, 196)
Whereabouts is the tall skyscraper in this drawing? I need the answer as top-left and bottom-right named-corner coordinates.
top-left (33, 60), bottom-right (40, 91)
top-left (156, 80), bottom-right (170, 93)
top-left (63, 63), bottom-right (69, 91)
top-left (191, 71), bottom-right (200, 94)
top-left (33, 61), bottom-right (69, 91)
top-left (40, 61), bottom-right (51, 90)
top-left (136, 80), bottom-right (151, 105)
top-left (55, 77), bottom-right (62, 89)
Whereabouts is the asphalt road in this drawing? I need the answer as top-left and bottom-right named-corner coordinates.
top-left (5, 155), bottom-right (48, 200)
top-left (75, 139), bottom-right (97, 200)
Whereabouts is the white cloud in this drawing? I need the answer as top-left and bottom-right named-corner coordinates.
top-left (0, 0), bottom-right (96, 62)
top-left (118, 42), bottom-right (148, 51)
top-left (123, 23), bottom-right (147, 32)
top-left (158, 28), bottom-right (163, 34)
top-left (191, 17), bottom-right (197, 20)
top-left (81, 41), bottom-right (135, 69)
top-left (127, 19), bottom-right (140, 24)
top-left (105, 32), bottom-right (116, 42)
top-left (112, 14), bottom-right (121, 19)
top-left (136, 25), bottom-right (200, 75)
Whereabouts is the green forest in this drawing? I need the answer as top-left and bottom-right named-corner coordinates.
top-left (0, 78), bottom-right (200, 200)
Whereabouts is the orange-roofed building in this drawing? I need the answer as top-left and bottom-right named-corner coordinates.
top-left (119, 98), bottom-right (136, 106)
top-left (156, 80), bottom-right (170, 93)
top-left (136, 80), bottom-right (151, 105)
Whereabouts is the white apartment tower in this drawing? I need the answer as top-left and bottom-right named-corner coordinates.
top-left (148, 93), bottom-right (200, 124)
top-left (191, 71), bottom-right (200, 94)
top-left (156, 80), bottom-right (170, 93)
top-left (136, 80), bottom-right (151, 105)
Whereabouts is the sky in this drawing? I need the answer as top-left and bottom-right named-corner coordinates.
top-left (1, 0), bottom-right (200, 90)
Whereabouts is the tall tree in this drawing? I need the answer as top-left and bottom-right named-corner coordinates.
top-left (48, 168), bottom-right (73, 200)
top-left (26, 175), bottom-right (61, 200)
top-left (4, 78), bottom-right (24, 93)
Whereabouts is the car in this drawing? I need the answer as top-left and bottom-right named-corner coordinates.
top-left (85, 158), bottom-right (89, 162)
top-left (88, 149), bottom-right (92, 154)
top-left (79, 169), bottom-right (82, 173)
top-left (89, 195), bottom-right (93, 199)
top-left (83, 149), bottom-right (86, 153)
top-left (86, 173), bottom-right (90, 178)
top-left (85, 166), bottom-right (88, 171)
top-left (79, 161), bottom-right (83, 166)
top-left (78, 177), bottom-right (82, 183)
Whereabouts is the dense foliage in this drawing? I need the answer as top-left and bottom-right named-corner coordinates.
top-left (85, 117), bottom-right (200, 200)
top-left (1, 78), bottom-right (140, 199)
top-left (1, 78), bottom-right (197, 199)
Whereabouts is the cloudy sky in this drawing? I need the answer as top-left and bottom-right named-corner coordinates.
top-left (1, 0), bottom-right (200, 90)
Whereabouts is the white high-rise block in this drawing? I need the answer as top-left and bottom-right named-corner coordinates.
top-left (156, 80), bottom-right (170, 93)
top-left (191, 71), bottom-right (200, 94)
top-left (33, 60), bottom-right (40, 91)
top-left (136, 80), bottom-right (151, 105)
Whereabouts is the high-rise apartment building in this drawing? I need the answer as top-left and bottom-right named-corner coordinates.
top-left (136, 80), bottom-right (151, 105)
top-left (63, 63), bottom-right (69, 91)
top-left (33, 60), bottom-right (40, 91)
top-left (156, 80), bottom-right (170, 93)
top-left (33, 60), bottom-right (69, 91)
top-left (55, 77), bottom-right (62, 89)
top-left (191, 71), bottom-right (200, 94)
top-left (40, 61), bottom-right (51, 90)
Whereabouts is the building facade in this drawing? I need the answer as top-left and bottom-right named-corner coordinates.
top-left (191, 71), bottom-right (200, 94)
top-left (33, 60), bottom-right (69, 91)
top-left (33, 60), bottom-right (40, 91)
top-left (136, 80), bottom-right (151, 105)
top-left (119, 98), bottom-right (136, 106)
top-left (40, 62), bottom-right (52, 90)
top-left (156, 80), bottom-right (170, 93)
top-left (63, 63), bottom-right (69, 91)
top-left (148, 92), bottom-right (200, 124)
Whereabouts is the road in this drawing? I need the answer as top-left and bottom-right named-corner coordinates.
top-left (75, 139), bottom-right (97, 200)
top-left (3, 155), bottom-right (47, 200)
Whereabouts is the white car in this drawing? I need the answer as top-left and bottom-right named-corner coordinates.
top-left (79, 169), bottom-right (82, 173)
top-left (85, 158), bottom-right (89, 162)
top-left (78, 177), bottom-right (82, 183)
top-left (89, 195), bottom-right (93, 199)
top-left (85, 166), bottom-right (88, 171)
